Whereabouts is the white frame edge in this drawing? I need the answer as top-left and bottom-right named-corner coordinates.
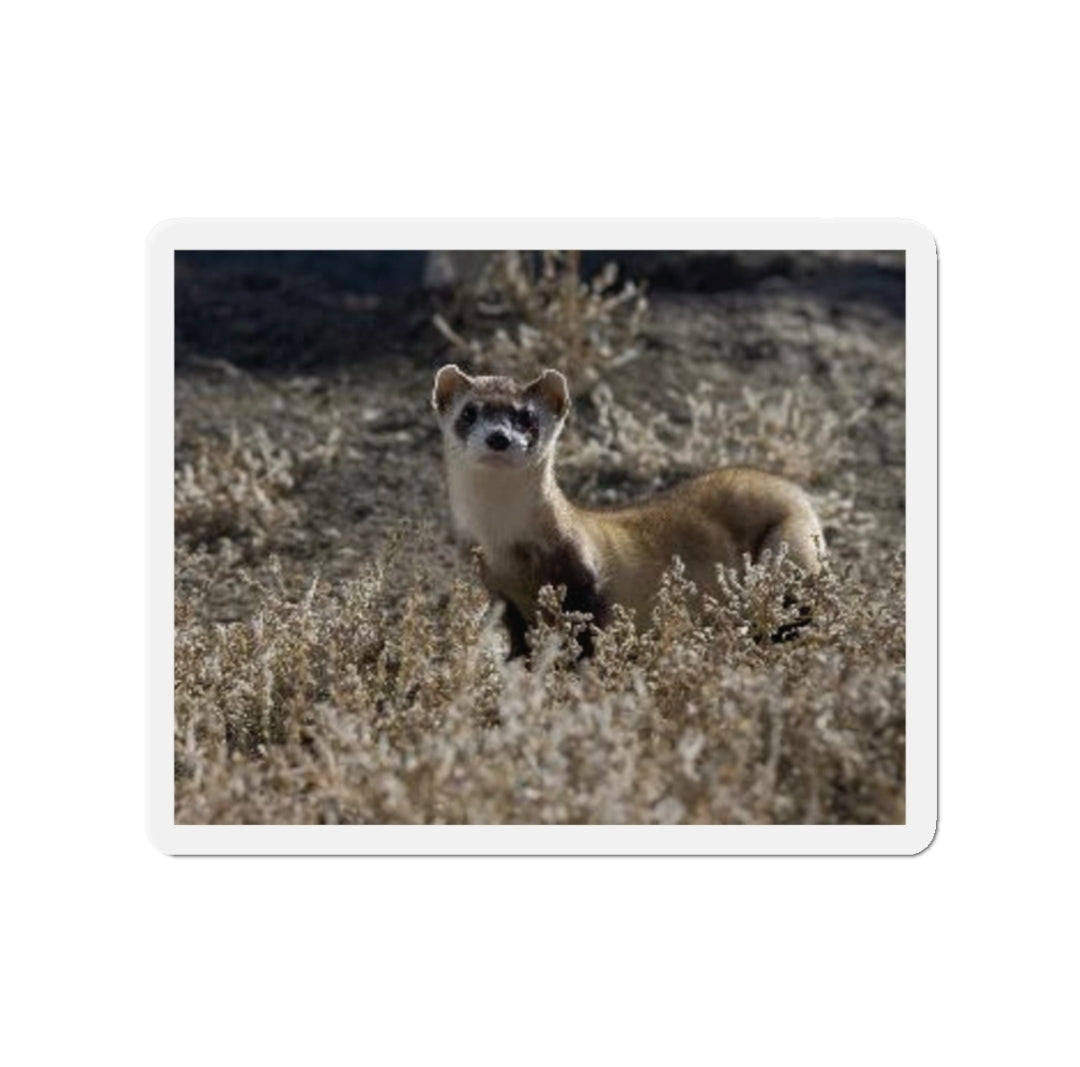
top-left (148, 218), bottom-right (937, 856)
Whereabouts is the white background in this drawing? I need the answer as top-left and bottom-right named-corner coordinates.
top-left (3, 3), bottom-right (1076, 1064)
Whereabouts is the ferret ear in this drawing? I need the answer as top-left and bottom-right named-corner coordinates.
top-left (432, 364), bottom-right (472, 413)
top-left (525, 368), bottom-right (570, 419)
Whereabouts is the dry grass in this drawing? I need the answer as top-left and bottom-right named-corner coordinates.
top-left (175, 538), bottom-right (904, 824)
top-left (433, 250), bottom-right (648, 391)
top-left (173, 250), bottom-right (905, 825)
top-left (174, 425), bottom-right (303, 560)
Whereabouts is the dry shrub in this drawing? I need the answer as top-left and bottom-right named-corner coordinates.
top-left (175, 418), bottom-right (342, 560)
top-left (561, 381), bottom-right (871, 516)
top-left (175, 536), bottom-right (904, 825)
top-left (433, 250), bottom-right (648, 391)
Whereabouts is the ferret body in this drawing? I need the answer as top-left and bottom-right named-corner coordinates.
top-left (432, 364), bottom-right (824, 657)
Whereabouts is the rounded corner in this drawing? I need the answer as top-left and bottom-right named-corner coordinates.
top-left (908, 813), bottom-right (939, 856)
top-left (145, 217), bottom-right (192, 254)
top-left (893, 217), bottom-right (938, 259)
top-left (146, 816), bottom-right (177, 857)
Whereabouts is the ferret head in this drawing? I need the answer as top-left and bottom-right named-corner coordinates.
top-left (431, 364), bottom-right (570, 471)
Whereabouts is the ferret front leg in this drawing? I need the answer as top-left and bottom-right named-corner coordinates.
top-left (501, 597), bottom-right (530, 660)
top-left (559, 566), bottom-right (610, 660)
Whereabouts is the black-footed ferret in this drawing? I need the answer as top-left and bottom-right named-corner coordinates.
top-left (432, 364), bottom-right (825, 658)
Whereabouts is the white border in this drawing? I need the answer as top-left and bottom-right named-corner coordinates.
top-left (148, 219), bottom-right (937, 855)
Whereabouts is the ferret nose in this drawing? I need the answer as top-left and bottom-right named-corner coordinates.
top-left (486, 430), bottom-right (510, 451)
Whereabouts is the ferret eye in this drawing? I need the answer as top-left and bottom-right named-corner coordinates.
top-left (512, 409), bottom-right (538, 433)
top-left (460, 404), bottom-right (477, 425)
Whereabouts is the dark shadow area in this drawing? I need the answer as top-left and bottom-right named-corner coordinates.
top-left (175, 250), bottom-right (903, 372)
top-left (175, 251), bottom-right (438, 372)
top-left (581, 250), bottom-right (904, 318)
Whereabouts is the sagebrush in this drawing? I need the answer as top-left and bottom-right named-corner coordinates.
top-left (433, 250), bottom-right (647, 391)
top-left (175, 540), bottom-right (904, 824)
